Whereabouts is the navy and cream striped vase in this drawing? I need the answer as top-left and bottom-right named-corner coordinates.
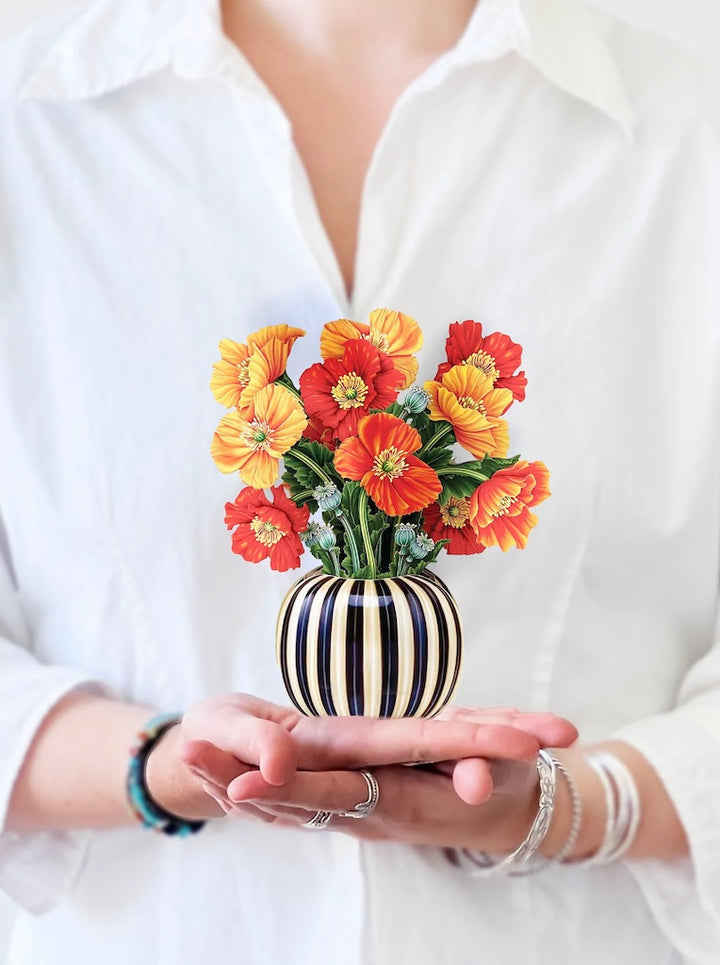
top-left (276, 568), bottom-right (463, 718)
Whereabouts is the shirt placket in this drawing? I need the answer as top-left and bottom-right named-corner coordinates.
top-left (170, 0), bottom-right (520, 325)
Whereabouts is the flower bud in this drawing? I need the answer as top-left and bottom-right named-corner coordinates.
top-left (394, 523), bottom-right (417, 548)
top-left (300, 522), bottom-right (323, 547)
top-left (403, 387), bottom-right (431, 414)
top-left (313, 482), bottom-right (342, 512)
top-left (316, 527), bottom-right (337, 551)
top-left (408, 533), bottom-right (434, 559)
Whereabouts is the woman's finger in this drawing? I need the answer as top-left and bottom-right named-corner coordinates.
top-left (182, 699), bottom-right (298, 786)
top-left (291, 716), bottom-right (542, 770)
top-left (227, 767), bottom-right (375, 815)
top-left (450, 757), bottom-right (494, 805)
top-left (436, 706), bottom-right (578, 748)
top-left (180, 739), bottom-right (252, 786)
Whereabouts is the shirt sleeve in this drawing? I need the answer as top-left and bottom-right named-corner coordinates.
top-left (613, 625), bottom-right (720, 965)
top-left (0, 517), bottom-right (102, 915)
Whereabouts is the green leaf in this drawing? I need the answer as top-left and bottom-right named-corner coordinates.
top-left (350, 564), bottom-right (375, 580)
top-left (416, 417), bottom-right (455, 451)
top-left (339, 480), bottom-right (362, 524)
top-left (282, 438), bottom-right (340, 508)
top-left (380, 401), bottom-right (406, 418)
top-left (479, 453), bottom-right (521, 476)
top-left (422, 445), bottom-right (455, 472)
top-left (367, 512), bottom-right (390, 548)
top-left (436, 461), bottom-right (486, 502)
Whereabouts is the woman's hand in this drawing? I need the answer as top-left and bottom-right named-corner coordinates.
top-left (150, 696), bottom-right (577, 833)
top-left (192, 750), bottom-right (543, 853)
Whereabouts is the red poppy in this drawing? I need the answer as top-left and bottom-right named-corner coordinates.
top-left (469, 461), bottom-right (550, 551)
top-left (334, 412), bottom-right (442, 516)
top-left (302, 415), bottom-right (338, 451)
top-left (423, 497), bottom-right (486, 555)
top-left (224, 485), bottom-right (310, 571)
top-left (435, 320), bottom-right (527, 407)
top-left (299, 339), bottom-right (403, 441)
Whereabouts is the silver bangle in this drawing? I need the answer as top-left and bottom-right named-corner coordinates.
top-left (453, 749), bottom-right (558, 877)
top-left (575, 751), bottom-right (641, 865)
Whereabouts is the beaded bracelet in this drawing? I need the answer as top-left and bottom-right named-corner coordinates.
top-left (126, 712), bottom-right (206, 838)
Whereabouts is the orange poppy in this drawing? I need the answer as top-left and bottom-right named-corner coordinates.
top-left (334, 412), bottom-right (441, 516)
top-left (210, 325), bottom-right (305, 410)
top-left (469, 461), bottom-right (551, 551)
top-left (225, 485), bottom-right (310, 571)
top-left (211, 383), bottom-right (307, 489)
top-left (299, 339), bottom-right (403, 441)
top-left (423, 497), bottom-right (486, 555)
top-left (435, 319), bottom-right (527, 406)
top-left (320, 308), bottom-right (422, 389)
top-left (424, 365), bottom-right (511, 459)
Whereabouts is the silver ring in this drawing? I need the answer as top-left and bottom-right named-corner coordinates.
top-left (302, 810), bottom-right (333, 830)
top-left (338, 769), bottom-right (380, 819)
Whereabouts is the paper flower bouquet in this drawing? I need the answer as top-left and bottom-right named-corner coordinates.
top-left (210, 310), bottom-right (549, 717)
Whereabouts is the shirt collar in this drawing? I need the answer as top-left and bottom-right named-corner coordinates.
top-left (19, 0), bottom-right (635, 140)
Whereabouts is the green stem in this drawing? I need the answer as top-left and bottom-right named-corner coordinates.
top-left (277, 373), bottom-right (302, 401)
top-left (291, 447), bottom-right (333, 485)
top-left (357, 489), bottom-right (376, 578)
top-left (436, 465), bottom-right (489, 483)
top-left (384, 518), bottom-right (398, 574)
top-left (329, 548), bottom-right (341, 577)
top-left (335, 510), bottom-right (361, 574)
top-left (418, 423), bottom-right (453, 457)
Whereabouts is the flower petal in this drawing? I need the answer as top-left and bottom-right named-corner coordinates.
top-left (247, 325), bottom-right (305, 352)
top-left (445, 320), bottom-right (485, 365)
top-left (357, 412), bottom-right (423, 456)
top-left (362, 454), bottom-right (441, 515)
top-left (319, 318), bottom-right (369, 360)
top-left (239, 338), bottom-right (293, 411)
top-left (334, 436), bottom-right (372, 481)
top-left (369, 309), bottom-right (423, 356)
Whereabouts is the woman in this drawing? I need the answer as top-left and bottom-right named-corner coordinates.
top-left (1, 0), bottom-right (718, 961)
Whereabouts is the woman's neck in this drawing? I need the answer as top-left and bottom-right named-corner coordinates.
top-left (219, 0), bottom-right (480, 300)
top-left (222, 0), bottom-right (479, 59)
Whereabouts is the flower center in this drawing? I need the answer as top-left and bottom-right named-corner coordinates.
top-left (241, 419), bottom-right (273, 451)
top-left (491, 493), bottom-right (518, 518)
top-left (372, 447), bottom-right (408, 480)
top-left (458, 395), bottom-right (486, 415)
top-left (331, 372), bottom-right (370, 409)
top-left (464, 351), bottom-right (499, 382)
top-left (250, 516), bottom-right (284, 546)
top-left (365, 331), bottom-right (390, 353)
top-left (440, 497), bottom-right (470, 529)
top-left (237, 358), bottom-right (251, 388)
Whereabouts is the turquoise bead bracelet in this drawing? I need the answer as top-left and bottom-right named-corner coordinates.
top-left (126, 712), bottom-right (205, 838)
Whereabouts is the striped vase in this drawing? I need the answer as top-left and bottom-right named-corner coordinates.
top-left (275, 568), bottom-right (463, 718)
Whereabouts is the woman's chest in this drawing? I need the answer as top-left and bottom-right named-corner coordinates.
top-left (2, 87), bottom-right (719, 717)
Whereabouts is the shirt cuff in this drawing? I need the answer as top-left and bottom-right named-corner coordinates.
top-left (614, 711), bottom-right (720, 965)
top-left (0, 670), bottom-right (103, 915)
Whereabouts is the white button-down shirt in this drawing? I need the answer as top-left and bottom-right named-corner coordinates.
top-left (1, 0), bottom-right (719, 961)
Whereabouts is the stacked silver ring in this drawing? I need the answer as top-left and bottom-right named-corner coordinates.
top-left (303, 810), bottom-right (333, 830)
top-left (302, 769), bottom-right (380, 830)
top-left (338, 769), bottom-right (380, 819)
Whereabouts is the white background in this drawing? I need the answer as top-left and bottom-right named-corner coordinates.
top-left (0, 0), bottom-right (718, 958)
